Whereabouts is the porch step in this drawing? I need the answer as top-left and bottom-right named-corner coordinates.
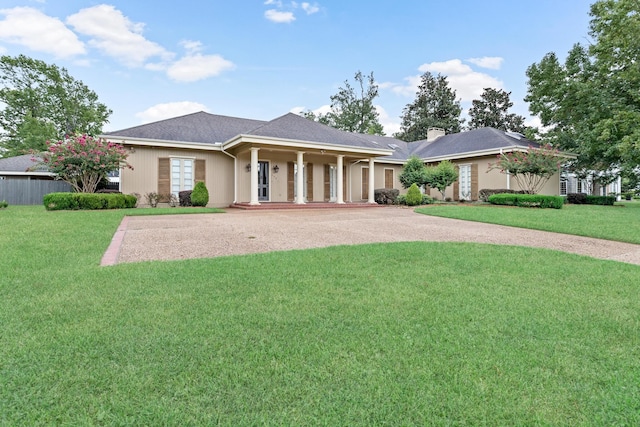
top-left (229, 202), bottom-right (384, 210)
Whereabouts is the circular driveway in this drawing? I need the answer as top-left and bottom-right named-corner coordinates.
top-left (103, 207), bottom-right (640, 266)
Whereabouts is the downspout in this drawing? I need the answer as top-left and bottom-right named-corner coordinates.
top-left (220, 145), bottom-right (237, 204)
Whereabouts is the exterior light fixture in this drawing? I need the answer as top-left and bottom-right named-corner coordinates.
top-left (245, 163), bottom-right (251, 172)
top-left (273, 165), bottom-right (279, 173)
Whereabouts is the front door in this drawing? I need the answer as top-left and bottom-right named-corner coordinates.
top-left (258, 161), bottom-right (269, 201)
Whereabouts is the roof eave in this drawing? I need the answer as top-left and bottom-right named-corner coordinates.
top-left (99, 135), bottom-right (223, 151)
top-left (224, 134), bottom-right (393, 156)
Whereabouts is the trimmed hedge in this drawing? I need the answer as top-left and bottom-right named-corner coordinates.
top-left (478, 188), bottom-right (527, 202)
top-left (374, 188), bottom-right (399, 205)
top-left (488, 193), bottom-right (564, 209)
top-left (43, 192), bottom-right (138, 211)
top-left (566, 193), bottom-right (616, 206)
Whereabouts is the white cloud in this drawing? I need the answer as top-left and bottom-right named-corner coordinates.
top-left (467, 56), bottom-right (504, 70)
top-left (66, 4), bottom-right (172, 67)
top-left (136, 101), bottom-right (209, 124)
top-left (419, 59), bottom-right (503, 102)
top-left (264, 0), bottom-right (283, 6)
top-left (167, 53), bottom-right (235, 82)
top-left (375, 105), bottom-right (400, 136)
top-left (180, 40), bottom-right (203, 54)
top-left (265, 9), bottom-right (296, 23)
top-left (0, 7), bottom-right (85, 58)
top-left (291, 104), bottom-right (331, 116)
top-left (301, 3), bottom-right (320, 14)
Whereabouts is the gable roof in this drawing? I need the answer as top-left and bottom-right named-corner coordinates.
top-left (412, 127), bottom-right (540, 160)
top-left (243, 113), bottom-right (388, 151)
top-left (105, 111), bottom-right (267, 144)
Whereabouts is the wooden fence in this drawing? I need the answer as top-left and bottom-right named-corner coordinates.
top-left (0, 179), bottom-right (71, 205)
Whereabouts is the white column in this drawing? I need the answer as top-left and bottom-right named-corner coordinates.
top-left (296, 151), bottom-right (305, 204)
top-left (337, 155), bottom-right (345, 204)
top-left (368, 158), bottom-right (375, 203)
top-left (249, 147), bottom-right (260, 205)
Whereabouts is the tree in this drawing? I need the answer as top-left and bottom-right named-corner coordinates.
top-left (395, 72), bottom-right (464, 142)
top-left (525, 0), bottom-right (640, 179)
top-left (304, 71), bottom-right (384, 135)
top-left (487, 145), bottom-right (562, 194)
top-left (467, 88), bottom-right (527, 133)
top-left (37, 134), bottom-right (132, 193)
top-left (424, 160), bottom-right (458, 200)
top-left (0, 55), bottom-right (112, 157)
top-left (399, 155), bottom-right (428, 189)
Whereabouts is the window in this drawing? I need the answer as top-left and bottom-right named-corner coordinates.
top-left (171, 158), bottom-right (194, 196)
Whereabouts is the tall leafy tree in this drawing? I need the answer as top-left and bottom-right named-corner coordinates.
top-left (304, 71), bottom-right (384, 135)
top-left (395, 72), bottom-right (463, 142)
top-left (0, 55), bottom-right (112, 157)
top-left (467, 88), bottom-right (527, 133)
top-left (525, 0), bottom-right (640, 181)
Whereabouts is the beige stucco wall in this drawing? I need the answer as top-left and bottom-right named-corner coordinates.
top-left (425, 156), bottom-right (562, 200)
top-left (120, 146), bottom-right (234, 207)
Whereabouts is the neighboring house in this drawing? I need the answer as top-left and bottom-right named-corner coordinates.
top-left (0, 154), bottom-right (71, 204)
top-left (102, 112), bottom-right (567, 207)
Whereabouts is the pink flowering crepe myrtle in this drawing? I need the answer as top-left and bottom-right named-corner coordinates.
top-left (37, 134), bottom-right (133, 193)
top-left (487, 144), bottom-right (563, 194)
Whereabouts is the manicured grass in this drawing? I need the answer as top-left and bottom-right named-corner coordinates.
top-left (1, 206), bottom-right (639, 425)
top-left (416, 201), bottom-right (640, 244)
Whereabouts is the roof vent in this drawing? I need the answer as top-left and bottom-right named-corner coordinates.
top-left (388, 143), bottom-right (399, 150)
top-left (505, 131), bottom-right (525, 140)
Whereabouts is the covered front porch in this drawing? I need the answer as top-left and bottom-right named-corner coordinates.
top-left (225, 136), bottom-right (393, 206)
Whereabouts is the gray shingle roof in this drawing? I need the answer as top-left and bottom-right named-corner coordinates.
top-left (0, 154), bottom-right (47, 172)
top-left (412, 127), bottom-right (540, 159)
top-left (245, 113), bottom-right (390, 151)
top-left (104, 111), bottom-right (267, 144)
top-left (104, 111), bottom-right (542, 162)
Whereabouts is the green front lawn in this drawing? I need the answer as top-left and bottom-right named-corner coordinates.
top-left (417, 201), bottom-right (640, 244)
top-left (1, 206), bottom-right (639, 425)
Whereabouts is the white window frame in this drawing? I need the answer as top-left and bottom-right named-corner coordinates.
top-left (458, 163), bottom-right (472, 201)
top-left (171, 157), bottom-right (195, 196)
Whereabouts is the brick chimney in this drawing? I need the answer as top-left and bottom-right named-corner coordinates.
top-left (427, 127), bottom-right (445, 142)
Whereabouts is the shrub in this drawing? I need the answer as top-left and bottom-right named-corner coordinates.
top-left (565, 193), bottom-right (616, 205)
top-left (168, 194), bottom-right (179, 207)
top-left (566, 193), bottom-right (588, 204)
top-left (421, 194), bottom-right (434, 205)
top-left (478, 188), bottom-right (526, 202)
top-left (145, 192), bottom-right (160, 207)
top-left (374, 188), bottom-right (399, 205)
top-left (585, 195), bottom-right (616, 206)
top-left (179, 190), bottom-right (193, 207)
top-left (0, 200), bottom-right (8, 209)
top-left (405, 183), bottom-right (423, 206)
top-left (191, 182), bottom-right (209, 207)
top-left (488, 193), bottom-right (564, 209)
top-left (43, 192), bottom-right (137, 211)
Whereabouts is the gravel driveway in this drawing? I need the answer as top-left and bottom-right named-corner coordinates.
top-left (102, 207), bottom-right (640, 266)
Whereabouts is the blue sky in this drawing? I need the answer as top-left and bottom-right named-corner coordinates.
top-left (0, 0), bottom-right (593, 135)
